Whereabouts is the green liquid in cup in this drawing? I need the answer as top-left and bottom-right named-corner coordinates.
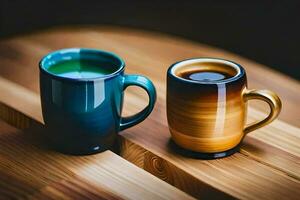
top-left (48, 59), bottom-right (115, 79)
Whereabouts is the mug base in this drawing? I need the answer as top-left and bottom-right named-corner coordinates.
top-left (53, 145), bottom-right (108, 155)
top-left (43, 128), bottom-right (119, 155)
top-left (47, 137), bottom-right (119, 155)
top-left (169, 139), bottom-right (240, 159)
top-left (49, 143), bottom-right (112, 155)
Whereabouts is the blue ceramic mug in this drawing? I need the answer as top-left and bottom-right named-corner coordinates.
top-left (39, 48), bottom-right (156, 154)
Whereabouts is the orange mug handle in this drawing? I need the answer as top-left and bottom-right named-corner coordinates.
top-left (243, 89), bottom-right (282, 134)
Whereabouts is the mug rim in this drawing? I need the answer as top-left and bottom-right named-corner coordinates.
top-left (168, 57), bottom-right (245, 84)
top-left (39, 48), bottom-right (125, 82)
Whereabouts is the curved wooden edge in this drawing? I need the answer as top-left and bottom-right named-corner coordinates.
top-left (1, 25), bottom-right (299, 128)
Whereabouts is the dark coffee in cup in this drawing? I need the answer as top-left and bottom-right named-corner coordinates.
top-left (179, 70), bottom-right (232, 82)
top-left (177, 62), bottom-right (234, 82)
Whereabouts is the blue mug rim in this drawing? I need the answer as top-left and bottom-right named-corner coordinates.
top-left (39, 48), bottom-right (125, 82)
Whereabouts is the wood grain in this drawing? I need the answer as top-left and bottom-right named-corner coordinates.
top-left (0, 115), bottom-right (194, 200)
top-left (29, 178), bottom-right (122, 200)
top-left (0, 26), bottom-right (299, 199)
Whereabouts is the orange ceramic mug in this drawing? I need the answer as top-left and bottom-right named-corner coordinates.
top-left (167, 58), bottom-right (282, 159)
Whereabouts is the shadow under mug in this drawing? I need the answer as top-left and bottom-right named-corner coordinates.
top-left (167, 58), bottom-right (282, 159)
top-left (39, 48), bottom-right (156, 155)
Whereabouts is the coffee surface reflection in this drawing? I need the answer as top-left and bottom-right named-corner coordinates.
top-left (179, 70), bottom-right (231, 82)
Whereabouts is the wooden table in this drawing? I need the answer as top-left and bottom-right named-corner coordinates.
top-left (0, 26), bottom-right (299, 199)
top-left (0, 119), bottom-right (193, 200)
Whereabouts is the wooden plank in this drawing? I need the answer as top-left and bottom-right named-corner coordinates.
top-left (120, 115), bottom-right (300, 199)
top-left (0, 117), bottom-right (194, 200)
top-left (29, 178), bottom-right (123, 200)
top-left (0, 71), bottom-right (299, 199)
top-left (0, 27), bottom-right (299, 199)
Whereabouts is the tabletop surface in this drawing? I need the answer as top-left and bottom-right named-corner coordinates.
top-left (0, 118), bottom-right (193, 200)
top-left (0, 26), bottom-right (299, 199)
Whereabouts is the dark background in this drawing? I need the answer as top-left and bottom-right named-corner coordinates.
top-left (1, 0), bottom-right (299, 80)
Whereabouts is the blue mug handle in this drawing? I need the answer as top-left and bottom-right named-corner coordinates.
top-left (120, 75), bottom-right (157, 130)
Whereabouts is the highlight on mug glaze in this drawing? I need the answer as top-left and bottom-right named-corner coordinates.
top-left (167, 58), bottom-right (281, 157)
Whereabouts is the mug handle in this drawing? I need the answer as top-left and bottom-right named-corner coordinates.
top-left (243, 89), bottom-right (282, 134)
top-left (120, 74), bottom-right (157, 131)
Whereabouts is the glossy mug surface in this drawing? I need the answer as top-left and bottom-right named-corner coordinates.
top-left (39, 48), bottom-right (156, 154)
top-left (167, 58), bottom-right (281, 158)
